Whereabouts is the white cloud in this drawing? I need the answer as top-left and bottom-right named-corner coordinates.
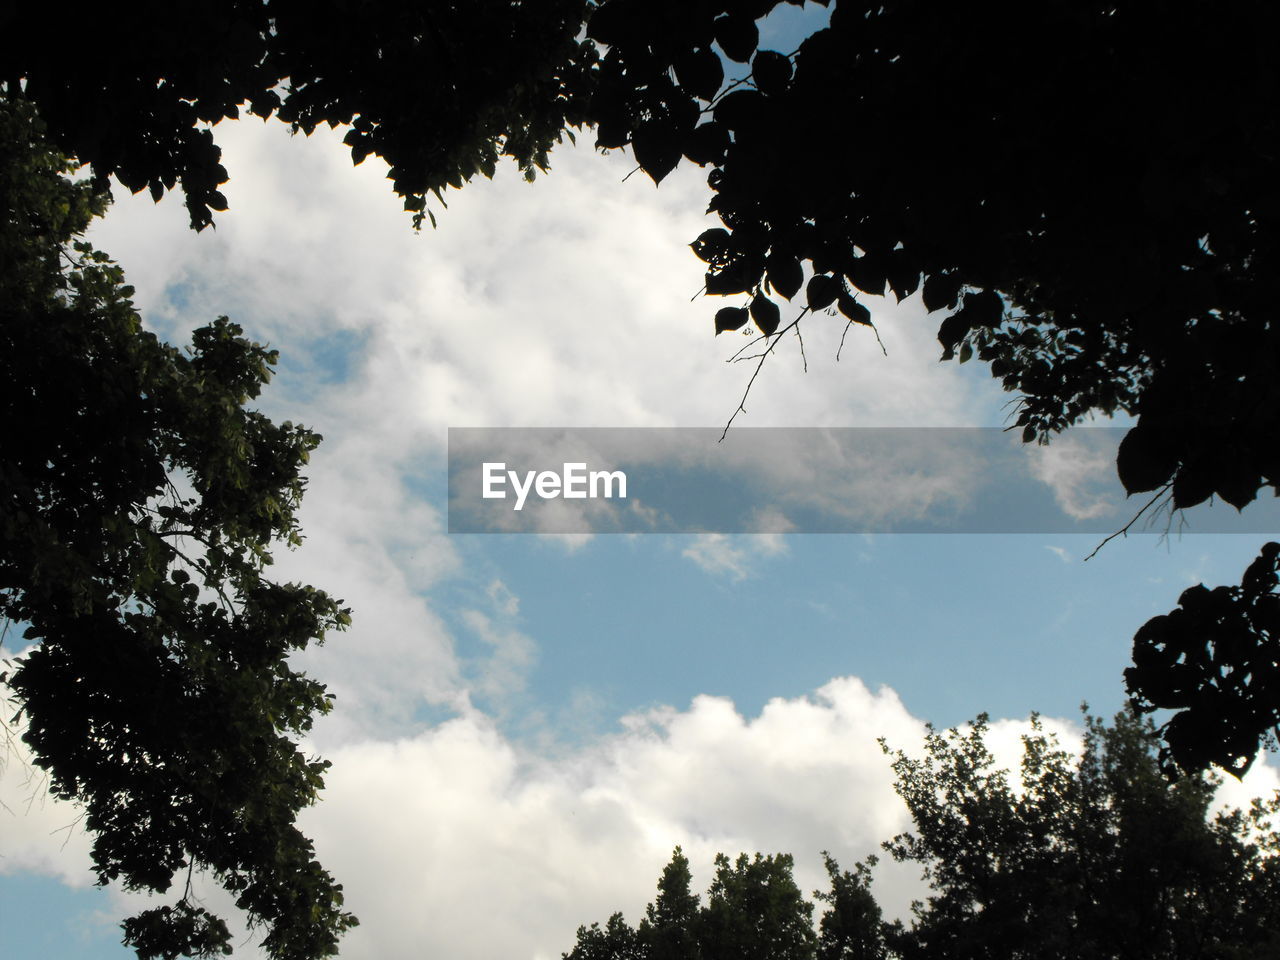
top-left (681, 533), bottom-right (788, 580)
top-left (68, 117), bottom-right (1009, 735)
top-left (0, 710), bottom-right (96, 886)
top-left (1026, 431), bottom-right (1121, 521)
top-left (303, 677), bottom-right (926, 960)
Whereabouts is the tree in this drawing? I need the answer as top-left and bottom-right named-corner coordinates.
top-left (563, 711), bottom-right (1280, 960)
top-left (0, 98), bottom-right (355, 959)
top-left (880, 709), bottom-right (1280, 959)
top-left (7, 0), bottom-right (1280, 768)
top-left (564, 848), bottom-right (823, 960)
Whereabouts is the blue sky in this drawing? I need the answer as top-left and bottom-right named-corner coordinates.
top-left (5, 5), bottom-right (1280, 957)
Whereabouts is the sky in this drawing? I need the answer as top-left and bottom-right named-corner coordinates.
top-left (4, 9), bottom-right (1280, 958)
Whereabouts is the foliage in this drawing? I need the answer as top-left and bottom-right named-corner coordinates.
top-left (9, 0), bottom-right (1280, 771)
top-left (2, 0), bottom-right (597, 229)
top-left (0, 98), bottom-right (355, 959)
top-left (1126, 542), bottom-right (1280, 777)
top-left (564, 848), bottom-right (826, 960)
top-left (881, 709), bottom-right (1280, 959)
top-left (565, 711), bottom-right (1280, 960)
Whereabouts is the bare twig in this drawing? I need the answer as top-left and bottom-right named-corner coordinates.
top-left (836, 320), bottom-right (855, 361)
top-left (868, 321), bottom-right (888, 356)
top-left (1083, 483), bottom-right (1175, 562)
top-left (726, 329), bottom-right (771, 363)
top-left (720, 311), bottom-right (807, 441)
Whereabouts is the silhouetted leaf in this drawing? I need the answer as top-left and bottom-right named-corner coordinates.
top-left (1215, 457), bottom-right (1260, 510)
top-left (705, 263), bottom-right (754, 295)
top-left (1116, 426), bottom-right (1180, 494)
top-left (766, 252), bottom-right (803, 300)
top-left (806, 274), bottom-right (839, 310)
top-left (632, 119), bottom-right (682, 184)
top-left (692, 228), bottom-right (731, 264)
top-left (837, 292), bottom-right (871, 325)
top-left (674, 46), bottom-right (724, 101)
top-left (845, 255), bottom-right (885, 296)
top-left (751, 50), bottom-right (793, 96)
top-left (962, 289), bottom-right (1003, 327)
top-left (921, 273), bottom-right (963, 312)
top-left (683, 122), bottom-right (729, 166)
top-left (1173, 458), bottom-right (1216, 509)
top-left (713, 14), bottom-right (759, 62)
top-left (715, 306), bottom-right (750, 333)
top-left (886, 252), bottom-right (921, 302)
top-left (937, 311), bottom-right (970, 353)
top-left (750, 294), bottom-right (781, 336)
top-left (595, 119), bottom-right (631, 150)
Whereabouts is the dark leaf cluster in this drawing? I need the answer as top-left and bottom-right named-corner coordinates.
top-left (2, 0), bottom-right (598, 229)
top-left (1127, 542), bottom-right (1280, 778)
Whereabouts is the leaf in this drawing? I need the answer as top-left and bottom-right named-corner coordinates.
top-left (838, 293), bottom-right (871, 325)
top-left (806, 274), bottom-right (839, 311)
top-left (962, 288), bottom-right (1004, 327)
top-left (936, 311), bottom-right (971, 353)
top-left (921, 272), bottom-right (963, 312)
top-left (1116, 426), bottom-right (1179, 494)
top-left (1215, 463), bottom-right (1260, 511)
top-left (683, 122), bottom-right (729, 166)
top-left (750, 294), bottom-right (781, 335)
top-left (714, 14), bottom-right (759, 63)
top-left (595, 119), bottom-right (631, 150)
top-left (1172, 458), bottom-right (1215, 509)
top-left (959, 341), bottom-right (973, 363)
top-left (691, 228), bottom-right (732, 264)
top-left (751, 50), bottom-right (793, 97)
top-left (766, 252), bottom-right (804, 300)
top-left (674, 46), bottom-right (725, 101)
top-left (705, 263), bottom-right (754, 296)
top-left (886, 252), bottom-right (921, 302)
top-left (845, 255), bottom-right (886, 296)
top-left (715, 306), bottom-right (750, 334)
top-left (632, 120), bottom-right (682, 184)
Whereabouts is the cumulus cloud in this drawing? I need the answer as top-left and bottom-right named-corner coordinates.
top-left (0, 706), bottom-right (95, 885)
top-left (303, 677), bottom-right (927, 960)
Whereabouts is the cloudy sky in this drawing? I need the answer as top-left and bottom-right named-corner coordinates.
top-left (4, 11), bottom-right (1280, 957)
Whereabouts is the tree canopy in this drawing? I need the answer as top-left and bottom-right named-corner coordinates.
top-left (564, 710), bottom-right (1280, 960)
top-left (7, 0), bottom-right (1279, 775)
top-left (0, 98), bottom-right (354, 959)
top-left (1, 0), bottom-right (597, 229)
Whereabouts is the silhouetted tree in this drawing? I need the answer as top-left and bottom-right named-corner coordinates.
top-left (564, 711), bottom-right (1280, 960)
top-left (0, 97), bottom-right (355, 960)
top-left (881, 709), bottom-right (1280, 959)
